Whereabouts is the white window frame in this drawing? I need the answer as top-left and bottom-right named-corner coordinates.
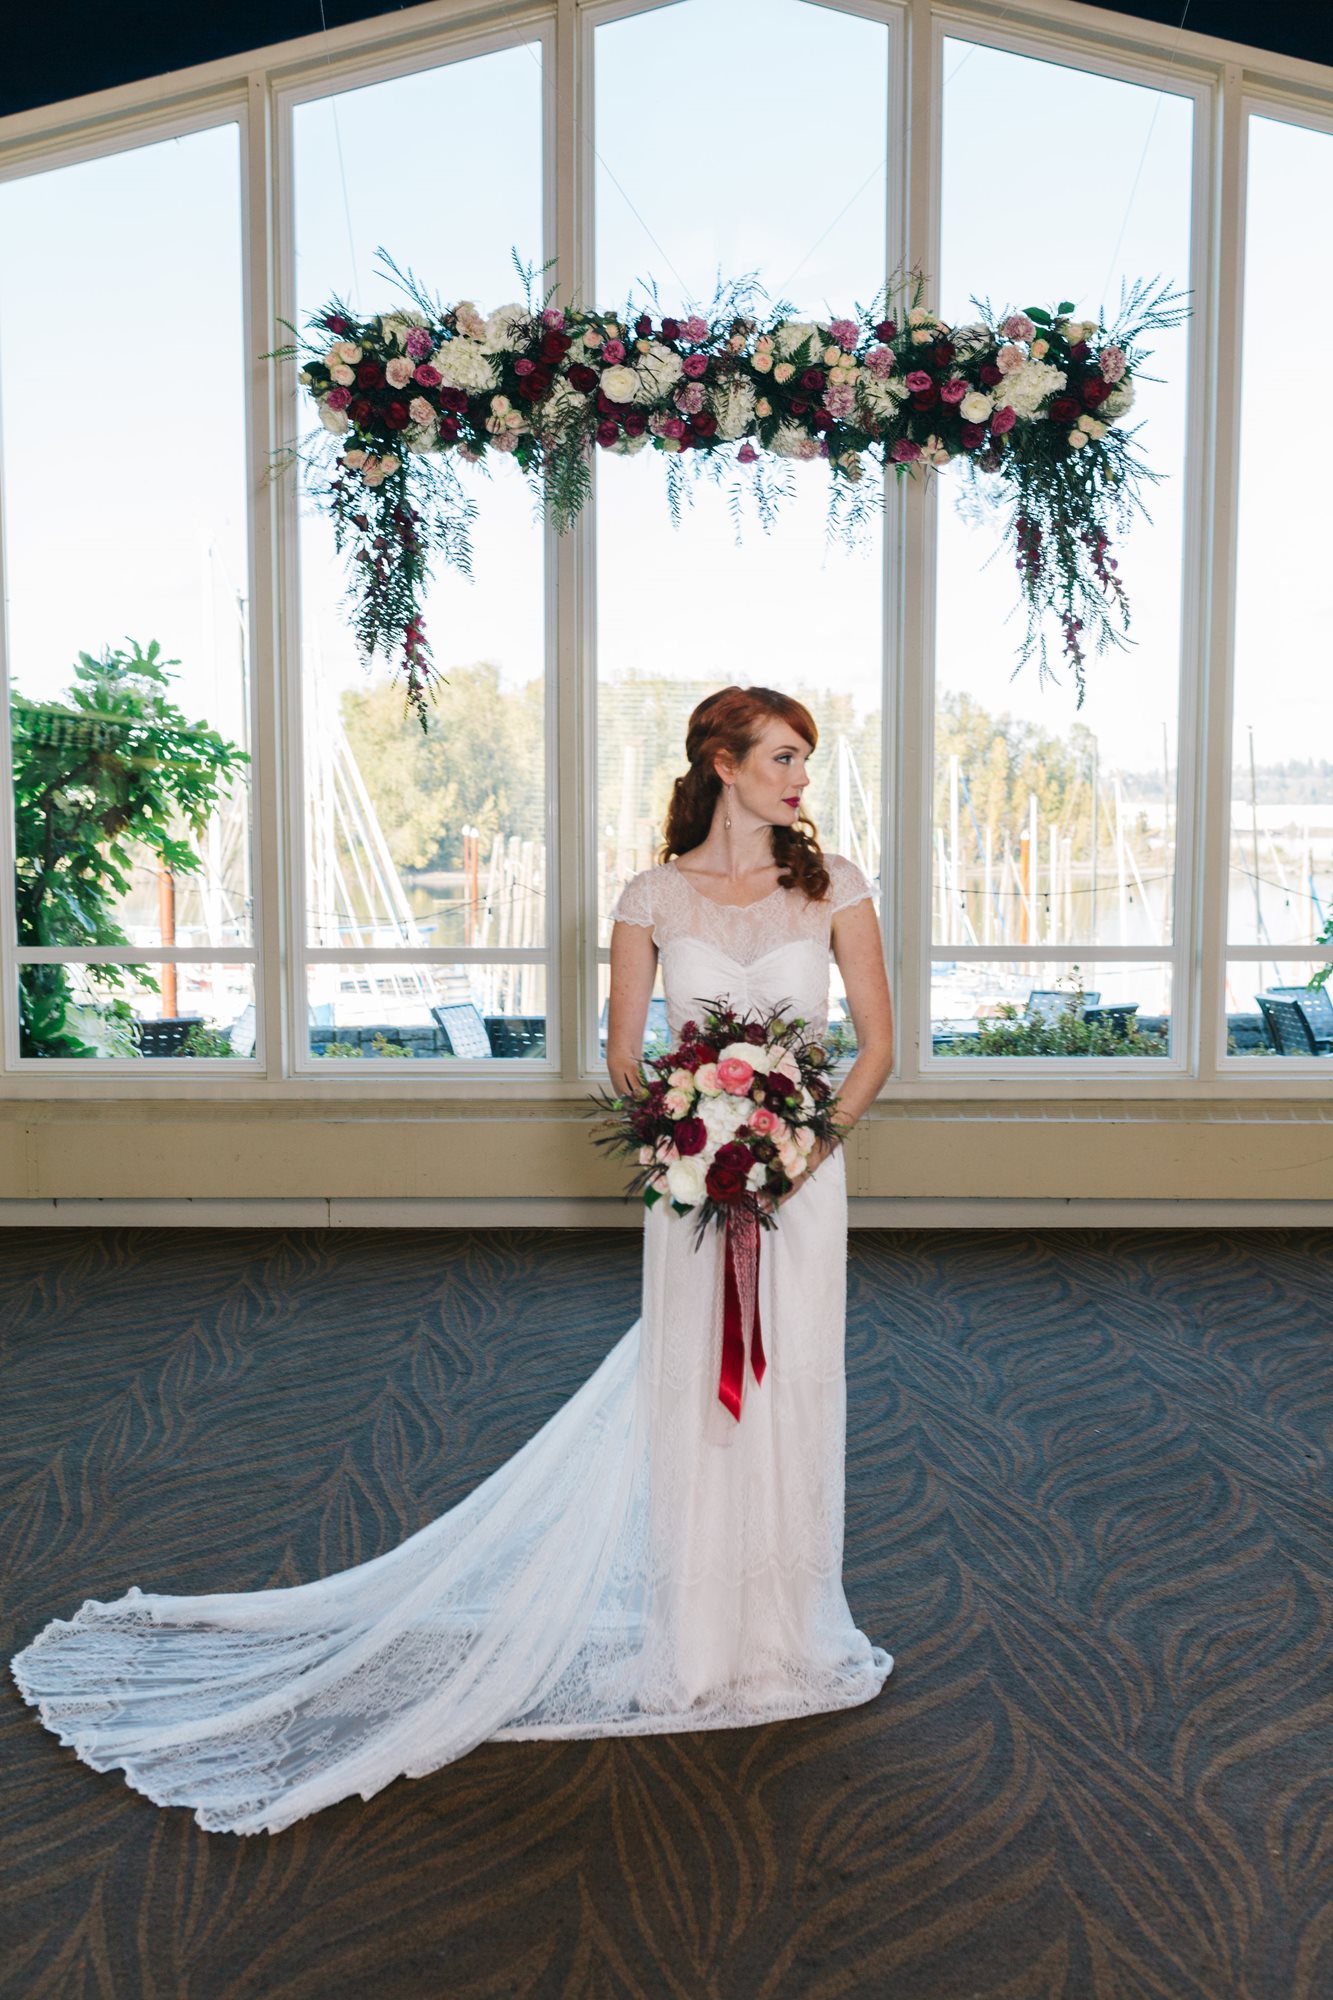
top-left (0, 0), bottom-right (1327, 1101)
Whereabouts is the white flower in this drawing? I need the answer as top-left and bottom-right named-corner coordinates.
top-left (434, 338), bottom-right (498, 393)
top-left (378, 311), bottom-right (427, 350)
top-left (1101, 379), bottom-right (1135, 418)
top-left (453, 300), bottom-right (487, 340)
top-left (746, 1162), bottom-right (767, 1191)
top-left (858, 372), bottom-right (908, 422)
top-left (907, 306), bottom-right (933, 326)
top-left (768, 426), bottom-right (820, 459)
top-left (718, 1040), bottom-right (772, 1073)
top-left (404, 424), bottom-right (439, 454)
top-left (991, 359), bottom-right (1065, 419)
top-left (537, 378), bottom-right (589, 438)
top-left (482, 303), bottom-right (531, 352)
top-left (1067, 429), bottom-right (1088, 449)
top-left (633, 341), bottom-right (683, 401)
top-left (600, 364), bottom-right (640, 404)
top-left (385, 356), bottom-right (414, 390)
top-left (711, 377), bottom-right (756, 440)
top-left (611, 432), bottom-right (650, 454)
top-left (959, 390), bottom-right (994, 423)
top-left (665, 1156), bottom-right (706, 1206)
top-left (774, 320), bottom-right (820, 358)
top-left (324, 340), bottom-right (362, 368)
top-left (329, 364), bottom-right (356, 388)
top-left (319, 404), bottom-right (350, 433)
top-left (700, 1092), bottom-right (750, 1142)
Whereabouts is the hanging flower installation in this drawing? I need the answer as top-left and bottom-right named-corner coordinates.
top-left (275, 258), bottom-right (1189, 725)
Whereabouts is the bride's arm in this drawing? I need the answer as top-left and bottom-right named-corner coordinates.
top-left (781, 900), bottom-right (894, 1199)
top-left (606, 920), bottom-right (659, 1098)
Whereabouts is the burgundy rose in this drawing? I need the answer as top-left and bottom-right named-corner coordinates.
top-left (355, 359), bottom-right (385, 389)
top-left (673, 1117), bottom-right (707, 1156)
top-left (1049, 395), bottom-right (1079, 423)
top-left (596, 419), bottom-right (620, 447)
top-left (715, 1139), bottom-right (755, 1173)
top-left (540, 330), bottom-right (571, 362)
top-left (1082, 377), bottom-right (1109, 406)
top-left (693, 1043), bottom-right (719, 1065)
top-left (979, 362), bottom-right (1003, 387)
top-left (705, 1161), bottom-right (747, 1204)
top-left (812, 409), bottom-right (833, 431)
top-left (690, 410), bottom-right (717, 436)
top-left (438, 416), bottom-right (460, 440)
top-left (567, 363), bottom-right (598, 393)
top-left (910, 386), bottom-right (938, 411)
top-left (743, 1023), bottom-right (767, 1045)
top-left (324, 314), bottom-right (352, 335)
top-left (636, 313), bottom-right (652, 336)
top-left (788, 399), bottom-right (809, 417)
top-left (661, 317), bottom-right (682, 342)
top-left (1069, 339), bottom-right (1090, 360)
top-left (439, 388), bottom-right (469, 413)
top-left (959, 420), bottom-right (986, 449)
top-left (349, 398), bottom-right (375, 428)
top-left (990, 406), bottom-right (1017, 436)
top-left (874, 318), bottom-right (897, 339)
top-left (623, 409), bottom-right (648, 436)
top-left (932, 342), bottom-right (956, 366)
top-left (383, 401), bottom-right (409, 430)
top-left (800, 367), bottom-right (825, 391)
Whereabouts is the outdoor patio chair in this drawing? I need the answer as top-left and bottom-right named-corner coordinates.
top-left (1025, 988), bottom-right (1100, 1022)
top-left (1256, 994), bottom-right (1323, 1056)
top-left (1082, 1004), bottom-right (1140, 1036)
top-left (484, 1015), bottom-right (547, 1059)
top-left (1268, 985), bottom-right (1333, 1051)
top-left (430, 1002), bottom-right (493, 1058)
top-left (133, 1015), bottom-right (203, 1058)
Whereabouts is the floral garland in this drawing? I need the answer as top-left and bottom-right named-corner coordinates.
top-left (278, 261), bottom-right (1188, 723)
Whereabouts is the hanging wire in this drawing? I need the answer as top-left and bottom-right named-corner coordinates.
top-left (317, 0), bottom-right (361, 288)
top-left (1096, 1), bottom-right (1193, 310)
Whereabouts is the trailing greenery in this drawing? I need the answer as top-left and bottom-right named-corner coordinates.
top-left (13, 641), bottom-right (248, 1059)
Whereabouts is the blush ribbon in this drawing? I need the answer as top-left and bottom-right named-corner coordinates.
top-left (718, 1206), bottom-right (766, 1420)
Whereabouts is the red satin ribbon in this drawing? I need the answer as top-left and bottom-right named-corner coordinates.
top-left (718, 1208), bottom-right (766, 1421)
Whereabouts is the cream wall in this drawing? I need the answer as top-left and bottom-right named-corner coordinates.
top-left (2, 1101), bottom-right (1329, 1226)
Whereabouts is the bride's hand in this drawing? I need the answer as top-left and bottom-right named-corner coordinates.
top-left (767, 1136), bottom-right (837, 1210)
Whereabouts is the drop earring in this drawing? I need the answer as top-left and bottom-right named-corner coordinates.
top-left (723, 784), bottom-right (732, 830)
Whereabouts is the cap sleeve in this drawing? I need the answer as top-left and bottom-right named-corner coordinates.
top-left (827, 853), bottom-right (876, 914)
top-left (609, 868), bottom-right (655, 928)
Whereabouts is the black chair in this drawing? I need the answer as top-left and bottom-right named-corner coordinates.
top-left (1256, 994), bottom-right (1322, 1056)
top-left (430, 1003), bottom-right (493, 1057)
top-left (1082, 1004), bottom-right (1140, 1036)
top-left (1268, 985), bottom-right (1333, 1051)
top-left (134, 1015), bottom-right (203, 1058)
top-left (1025, 988), bottom-right (1099, 1022)
top-left (485, 1014), bottom-right (547, 1059)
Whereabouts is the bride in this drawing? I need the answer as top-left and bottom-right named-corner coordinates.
top-left (10, 683), bottom-right (896, 1836)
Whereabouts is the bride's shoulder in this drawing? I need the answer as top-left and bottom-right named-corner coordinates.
top-left (818, 851), bottom-right (878, 912)
top-left (608, 858), bottom-right (673, 927)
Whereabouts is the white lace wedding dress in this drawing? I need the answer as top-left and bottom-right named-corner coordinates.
top-left (10, 852), bottom-right (893, 1834)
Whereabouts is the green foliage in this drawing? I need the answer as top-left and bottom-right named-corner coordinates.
top-left (369, 1032), bottom-right (412, 1058)
top-left (1311, 914), bottom-right (1333, 994)
top-left (340, 660), bottom-right (544, 875)
top-left (13, 640), bottom-right (248, 1059)
top-left (942, 982), bottom-right (1167, 1059)
top-left (315, 1040), bottom-right (362, 1058)
top-left (177, 1022), bottom-right (238, 1060)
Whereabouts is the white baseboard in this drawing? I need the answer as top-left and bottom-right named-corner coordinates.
top-left (0, 1197), bottom-right (1327, 1229)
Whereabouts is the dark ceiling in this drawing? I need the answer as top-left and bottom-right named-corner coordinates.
top-left (4, 2), bottom-right (1328, 122)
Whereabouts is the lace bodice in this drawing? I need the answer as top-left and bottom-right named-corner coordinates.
top-left (609, 852), bottom-right (875, 1039)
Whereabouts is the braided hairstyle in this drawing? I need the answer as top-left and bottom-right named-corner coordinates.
top-left (658, 685), bottom-right (830, 903)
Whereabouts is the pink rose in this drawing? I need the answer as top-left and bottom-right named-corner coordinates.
top-left (989, 406), bottom-right (1017, 435)
top-left (1001, 313), bottom-right (1036, 342)
top-left (716, 1056), bottom-right (755, 1095)
top-left (1099, 345), bottom-right (1127, 383)
top-left (748, 1107), bottom-right (780, 1137)
top-left (684, 316), bottom-right (708, 341)
top-left (828, 317), bottom-right (859, 349)
top-left (794, 1126), bottom-right (817, 1155)
top-left (541, 307), bottom-right (565, 329)
top-left (682, 353), bottom-right (709, 380)
top-left (601, 339), bottom-right (626, 363)
top-left (996, 344), bottom-right (1025, 375)
top-left (905, 370), bottom-right (932, 392)
top-left (891, 438), bottom-right (922, 462)
top-left (939, 377), bottom-right (967, 405)
top-left (413, 363), bottom-right (441, 387)
top-left (325, 386), bottom-right (351, 411)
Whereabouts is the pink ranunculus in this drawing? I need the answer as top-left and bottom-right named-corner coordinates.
top-left (939, 376), bottom-right (968, 405)
top-left (682, 353), bottom-right (709, 380)
top-left (748, 1107), bottom-right (780, 1137)
top-left (1001, 313), bottom-right (1036, 342)
top-left (996, 344), bottom-right (1025, 375)
top-left (542, 307), bottom-right (565, 329)
top-left (768, 1117), bottom-right (790, 1143)
top-left (737, 442), bottom-right (759, 464)
top-left (601, 339), bottom-right (626, 364)
top-left (905, 370), bottom-right (932, 393)
top-left (828, 317), bottom-right (860, 350)
top-left (990, 405), bottom-right (1017, 435)
top-left (684, 315), bottom-right (708, 341)
top-left (413, 363), bottom-right (442, 387)
top-left (385, 356), bottom-right (414, 390)
top-left (716, 1056), bottom-right (756, 1095)
top-left (325, 386), bottom-right (352, 411)
top-left (891, 438), bottom-right (922, 462)
top-left (404, 328), bottom-right (433, 360)
top-left (1099, 344), bottom-right (1127, 383)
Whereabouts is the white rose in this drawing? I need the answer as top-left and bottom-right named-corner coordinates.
top-left (319, 404), bottom-right (350, 433)
top-left (634, 341), bottom-right (683, 401)
top-left (482, 303), bottom-right (530, 352)
top-left (665, 1156), bottom-right (706, 1206)
top-left (385, 356), bottom-right (414, 390)
top-left (600, 364), bottom-right (639, 404)
top-left (325, 340), bottom-right (362, 368)
top-left (775, 320), bottom-right (820, 358)
top-left (746, 1162), bottom-right (767, 1191)
top-left (329, 364), bottom-right (355, 388)
top-left (907, 306), bottom-right (932, 326)
top-left (434, 337), bottom-right (498, 393)
top-left (959, 390), bottom-right (993, 423)
top-left (1067, 429), bottom-right (1088, 449)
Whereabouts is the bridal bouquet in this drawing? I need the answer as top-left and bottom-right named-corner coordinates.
top-left (589, 998), bottom-right (849, 1420)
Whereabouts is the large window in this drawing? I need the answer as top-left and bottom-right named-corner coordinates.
top-left (0, 120), bottom-right (253, 1063)
top-left (291, 38), bottom-right (548, 1068)
top-left (0, 2), bottom-right (1326, 1094)
top-left (593, 0), bottom-right (890, 1062)
top-left (930, 36), bottom-right (1195, 1066)
top-left (1224, 111), bottom-right (1333, 1066)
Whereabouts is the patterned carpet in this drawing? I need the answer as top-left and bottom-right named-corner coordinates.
top-left (1, 1226), bottom-right (1329, 2000)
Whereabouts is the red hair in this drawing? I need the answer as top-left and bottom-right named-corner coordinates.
top-left (659, 685), bottom-right (830, 903)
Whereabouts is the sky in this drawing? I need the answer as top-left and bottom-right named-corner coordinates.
top-left (0, 0), bottom-right (1327, 925)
